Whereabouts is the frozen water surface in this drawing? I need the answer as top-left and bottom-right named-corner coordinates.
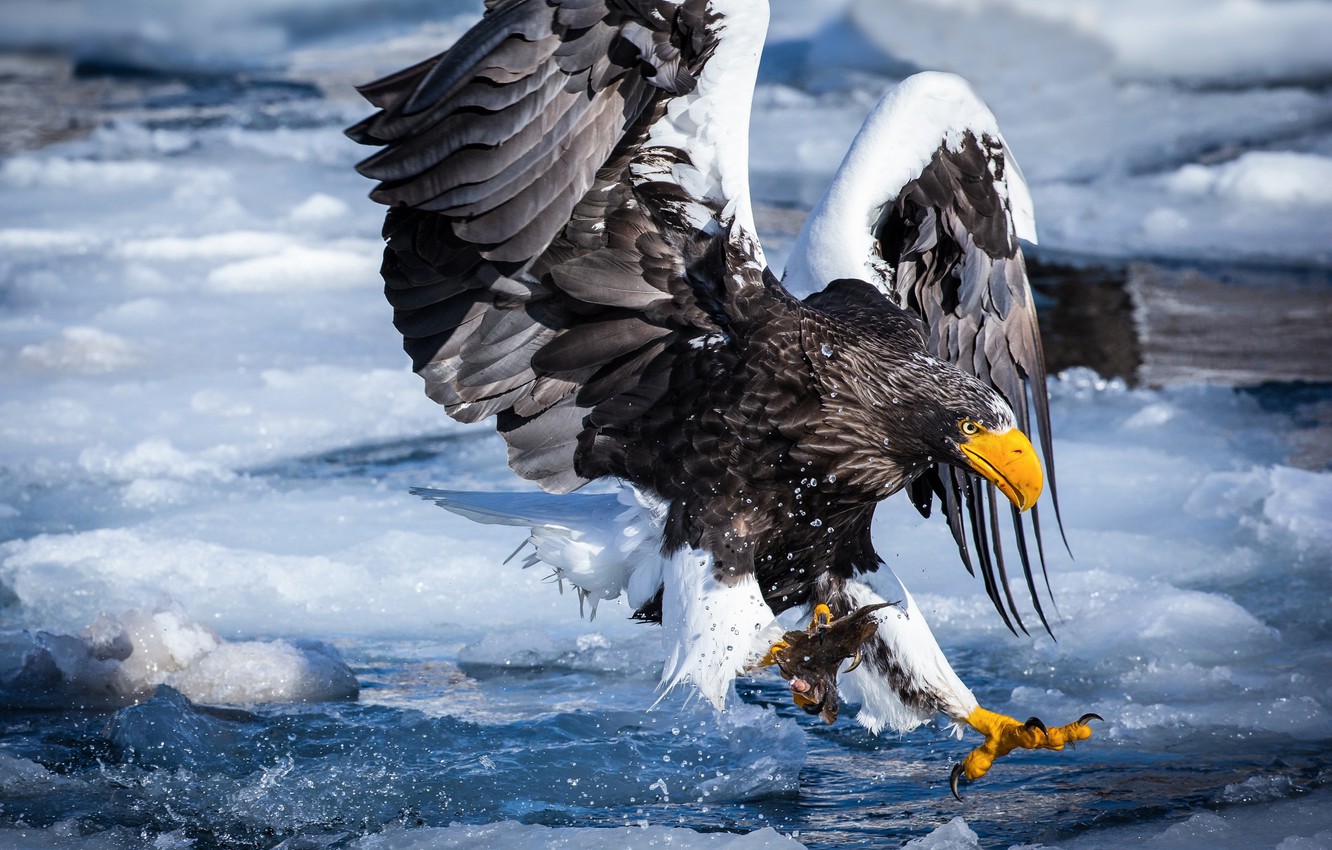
top-left (1, 1), bottom-right (1330, 848)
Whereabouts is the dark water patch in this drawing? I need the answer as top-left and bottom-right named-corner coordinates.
top-left (74, 60), bottom-right (323, 112)
top-left (0, 651), bottom-right (1328, 849)
top-left (251, 430), bottom-right (512, 491)
top-left (1241, 382), bottom-right (1332, 471)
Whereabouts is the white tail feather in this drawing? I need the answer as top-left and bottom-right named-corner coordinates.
top-left (413, 486), bottom-right (668, 618)
top-left (415, 486), bottom-right (781, 711)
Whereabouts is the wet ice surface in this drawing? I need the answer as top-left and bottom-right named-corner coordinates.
top-left (2, 1), bottom-right (1332, 848)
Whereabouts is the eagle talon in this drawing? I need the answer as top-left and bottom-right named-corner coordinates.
top-left (809, 603), bottom-right (833, 629)
top-left (755, 639), bottom-right (790, 669)
top-left (844, 649), bottom-right (863, 673)
top-left (953, 706), bottom-right (1100, 792)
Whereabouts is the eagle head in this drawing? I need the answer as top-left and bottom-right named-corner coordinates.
top-left (802, 287), bottom-right (1044, 513)
top-left (938, 371), bottom-right (1044, 511)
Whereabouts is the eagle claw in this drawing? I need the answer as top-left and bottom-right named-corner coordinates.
top-left (756, 602), bottom-right (892, 724)
top-left (949, 706), bottom-right (1101, 800)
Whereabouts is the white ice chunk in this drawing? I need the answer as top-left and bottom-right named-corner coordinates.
top-left (0, 607), bottom-right (357, 708)
top-left (1166, 152), bottom-right (1332, 207)
top-left (205, 244), bottom-right (380, 293)
top-left (289, 193), bottom-right (350, 223)
top-left (904, 817), bottom-right (981, 850)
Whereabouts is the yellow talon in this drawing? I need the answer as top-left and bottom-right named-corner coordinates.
top-left (950, 706), bottom-right (1101, 799)
top-left (755, 606), bottom-right (832, 669)
top-left (756, 640), bottom-right (789, 669)
top-left (810, 603), bottom-right (833, 628)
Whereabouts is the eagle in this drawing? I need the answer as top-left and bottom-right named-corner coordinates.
top-left (348, 0), bottom-right (1098, 797)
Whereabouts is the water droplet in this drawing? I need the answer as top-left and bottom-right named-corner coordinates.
top-left (820, 343), bottom-right (834, 357)
top-left (810, 518), bottom-right (823, 527)
top-left (825, 473), bottom-right (837, 484)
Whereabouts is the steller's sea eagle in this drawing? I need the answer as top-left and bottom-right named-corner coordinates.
top-left (348, 0), bottom-right (1098, 797)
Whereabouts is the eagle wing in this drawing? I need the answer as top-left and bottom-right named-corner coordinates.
top-left (886, 128), bottom-right (1062, 637)
top-left (785, 73), bottom-right (1063, 635)
top-left (347, 0), bottom-right (771, 495)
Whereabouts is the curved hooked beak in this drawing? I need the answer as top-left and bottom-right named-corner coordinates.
top-left (958, 427), bottom-right (1044, 511)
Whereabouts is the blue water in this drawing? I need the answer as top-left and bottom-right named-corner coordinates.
top-left (5, 638), bottom-right (1327, 849)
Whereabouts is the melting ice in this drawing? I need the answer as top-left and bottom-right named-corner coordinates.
top-left (1, 0), bottom-right (1330, 848)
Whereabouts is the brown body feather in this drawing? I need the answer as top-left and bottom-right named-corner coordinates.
top-left (350, 0), bottom-right (1052, 631)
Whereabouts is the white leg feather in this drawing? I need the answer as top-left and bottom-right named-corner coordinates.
top-left (835, 574), bottom-right (979, 736)
top-left (657, 548), bottom-right (777, 710)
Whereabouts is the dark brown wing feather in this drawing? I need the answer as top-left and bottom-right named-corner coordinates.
top-left (347, 0), bottom-right (765, 496)
top-left (878, 131), bottom-right (1065, 636)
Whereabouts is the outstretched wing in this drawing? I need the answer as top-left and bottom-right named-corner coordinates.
top-left (785, 73), bottom-right (1063, 636)
top-left (347, 0), bottom-right (771, 494)
top-left (886, 128), bottom-right (1064, 638)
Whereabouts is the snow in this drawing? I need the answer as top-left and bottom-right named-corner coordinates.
top-left (1166, 152), bottom-right (1332, 208)
top-left (0, 0), bottom-right (1329, 848)
top-left (752, 0), bottom-right (1332, 267)
top-left (783, 72), bottom-right (1035, 293)
top-left (951, 0), bottom-right (1332, 85)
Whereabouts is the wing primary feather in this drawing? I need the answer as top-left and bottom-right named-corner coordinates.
top-left (1011, 502), bottom-right (1055, 638)
top-left (402, 0), bottom-right (548, 117)
top-left (1023, 313), bottom-right (1072, 558)
top-left (941, 466), bottom-right (976, 577)
top-left (987, 484), bottom-right (1030, 637)
top-left (1029, 503), bottom-right (1064, 621)
top-left (1014, 376), bottom-right (1063, 620)
top-left (964, 475), bottom-right (1018, 636)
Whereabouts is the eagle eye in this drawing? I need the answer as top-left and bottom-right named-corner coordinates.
top-left (959, 419), bottom-right (981, 436)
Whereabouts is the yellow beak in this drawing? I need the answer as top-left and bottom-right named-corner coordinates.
top-left (958, 427), bottom-right (1044, 512)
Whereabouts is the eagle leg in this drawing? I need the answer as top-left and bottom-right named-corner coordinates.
top-left (756, 602), bottom-right (892, 724)
top-left (949, 707), bottom-right (1102, 800)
